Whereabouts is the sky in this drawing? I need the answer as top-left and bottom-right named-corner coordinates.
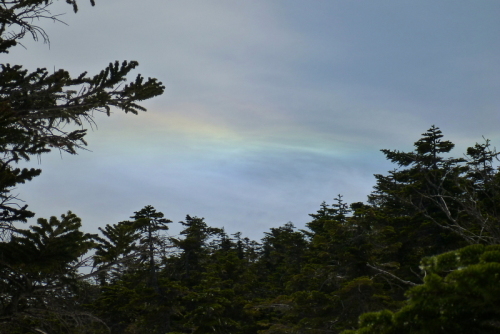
top-left (5, 0), bottom-right (500, 241)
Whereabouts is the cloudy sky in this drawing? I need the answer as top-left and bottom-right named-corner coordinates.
top-left (6, 0), bottom-right (500, 240)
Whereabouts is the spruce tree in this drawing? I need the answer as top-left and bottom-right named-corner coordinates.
top-left (368, 126), bottom-right (467, 285)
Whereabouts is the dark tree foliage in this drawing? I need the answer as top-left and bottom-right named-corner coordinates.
top-left (0, 212), bottom-right (104, 332)
top-left (84, 127), bottom-right (500, 334)
top-left (169, 215), bottom-right (223, 286)
top-left (0, 0), bottom-right (164, 332)
top-left (343, 244), bottom-right (500, 334)
top-left (0, 0), bottom-right (90, 53)
top-left (258, 222), bottom-right (307, 294)
top-left (0, 59), bottom-right (164, 230)
top-left (130, 206), bottom-right (171, 285)
top-left (367, 127), bottom-right (468, 287)
top-left (343, 127), bottom-right (500, 334)
top-left (0, 0), bottom-right (164, 235)
top-left (92, 206), bottom-right (176, 334)
top-left (3, 18), bottom-right (500, 332)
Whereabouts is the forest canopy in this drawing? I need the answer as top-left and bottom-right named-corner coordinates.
top-left (1, 1), bottom-right (499, 333)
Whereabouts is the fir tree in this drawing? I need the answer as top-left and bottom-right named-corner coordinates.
top-left (0, 212), bottom-right (102, 332)
top-left (0, 0), bottom-right (164, 234)
top-left (344, 244), bottom-right (500, 334)
top-left (368, 126), bottom-right (467, 286)
top-left (0, 1), bottom-right (164, 331)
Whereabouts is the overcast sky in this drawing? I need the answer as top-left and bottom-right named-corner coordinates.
top-left (5, 0), bottom-right (500, 240)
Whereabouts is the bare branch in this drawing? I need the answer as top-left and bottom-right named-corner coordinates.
top-left (367, 263), bottom-right (419, 286)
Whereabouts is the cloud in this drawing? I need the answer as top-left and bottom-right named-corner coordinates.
top-left (9, 0), bottom-right (500, 240)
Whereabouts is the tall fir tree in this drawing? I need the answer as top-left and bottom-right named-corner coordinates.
top-left (368, 126), bottom-right (467, 286)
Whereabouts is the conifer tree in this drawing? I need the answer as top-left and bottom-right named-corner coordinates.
top-left (130, 206), bottom-right (172, 285)
top-left (344, 244), bottom-right (500, 334)
top-left (175, 231), bottom-right (257, 334)
top-left (91, 207), bottom-right (176, 334)
top-left (169, 215), bottom-right (222, 285)
top-left (1, 1), bottom-right (165, 331)
top-left (260, 198), bottom-right (385, 334)
top-left (258, 222), bottom-right (307, 295)
top-left (93, 220), bottom-right (141, 284)
top-left (0, 212), bottom-right (103, 332)
top-left (442, 139), bottom-right (500, 243)
top-left (0, 0), bottom-right (164, 234)
top-left (368, 126), bottom-right (467, 286)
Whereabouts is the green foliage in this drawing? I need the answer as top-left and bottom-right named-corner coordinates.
top-left (0, 0), bottom-right (164, 331)
top-left (366, 127), bottom-right (473, 293)
top-left (95, 221), bottom-right (139, 265)
top-left (344, 245), bottom-right (500, 334)
top-left (169, 215), bottom-right (223, 285)
top-left (4, 211), bottom-right (95, 270)
top-left (85, 126), bottom-right (500, 333)
top-left (130, 205), bottom-right (171, 277)
top-left (0, 212), bottom-right (103, 332)
top-left (258, 222), bottom-right (307, 294)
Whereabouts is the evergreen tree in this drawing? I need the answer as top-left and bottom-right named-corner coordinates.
top-left (343, 244), bottom-right (500, 334)
top-left (0, 1), bottom-right (164, 331)
top-left (177, 231), bottom-right (257, 334)
top-left (0, 212), bottom-right (103, 332)
top-left (130, 206), bottom-right (172, 287)
top-left (169, 215), bottom-right (222, 286)
top-left (452, 139), bottom-right (500, 243)
top-left (260, 198), bottom-right (385, 334)
top-left (0, 0), bottom-right (164, 234)
top-left (258, 222), bottom-right (307, 295)
top-left (94, 220), bottom-right (140, 284)
top-left (92, 206), bottom-right (175, 334)
top-left (368, 126), bottom-right (467, 286)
